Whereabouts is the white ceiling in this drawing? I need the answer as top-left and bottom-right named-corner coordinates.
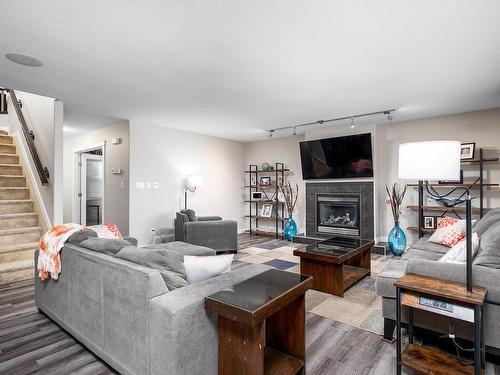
top-left (1, 1), bottom-right (500, 141)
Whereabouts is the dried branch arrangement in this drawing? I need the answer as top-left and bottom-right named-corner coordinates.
top-left (278, 179), bottom-right (299, 217)
top-left (386, 183), bottom-right (407, 222)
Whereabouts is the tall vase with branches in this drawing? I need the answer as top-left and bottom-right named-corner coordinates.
top-left (386, 183), bottom-right (407, 255)
top-left (278, 179), bottom-right (299, 241)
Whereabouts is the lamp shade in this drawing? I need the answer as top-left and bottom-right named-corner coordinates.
top-left (186, 175), bottom-right (204, 189)
top-left (398, 141), bottom-right (461, 181)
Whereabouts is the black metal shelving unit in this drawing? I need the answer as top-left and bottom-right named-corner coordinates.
top-left (406, 148), bottom-right (498, 237)
top-left (245, 162), bottom-right (289, 239)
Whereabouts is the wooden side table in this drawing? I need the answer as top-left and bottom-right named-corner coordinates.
top-left (394, 273), bottom-right (487, 375)
top-left (205, 269), bottom-right (313, 375)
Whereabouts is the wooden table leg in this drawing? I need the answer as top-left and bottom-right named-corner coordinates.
top-left (218, 316), bottom-right (265, 375)
top-left (266, 294), bottom-right (306, 374)
top-left (359, 248), bottom-right (371, 275)
top-left (300, 258), bottom-right (344, 297)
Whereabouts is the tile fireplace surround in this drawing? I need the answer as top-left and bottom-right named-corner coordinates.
top-left (305, 181), bottom-right (374, 240)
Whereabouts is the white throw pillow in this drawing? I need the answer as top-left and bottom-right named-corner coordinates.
top-left (184, 254), bottom-right (234, 284)
top-left (439, 233), bottom-right (479, 263)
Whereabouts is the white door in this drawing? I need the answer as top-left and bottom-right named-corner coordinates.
top-left (78, 154), bottom-right (104, 225)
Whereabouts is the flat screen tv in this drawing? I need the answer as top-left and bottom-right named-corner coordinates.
top-left (299, 133), bottom-right (373, 179)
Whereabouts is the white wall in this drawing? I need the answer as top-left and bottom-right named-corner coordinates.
top-left (244, 108), bottom-right (500, 245)
top-left (63, 121), bottom-right (130, 234)
top-left (7, 90), bottom-right (63, 225)
top-left (129, 121), bottom-right (246, 245)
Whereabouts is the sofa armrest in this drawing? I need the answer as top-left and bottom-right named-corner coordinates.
top-left (149, 264), bottom-right (272, 375)
top-left (408, 259), bottom-right (500, 304)
top-left (184, 220), bottom-right (237, 252)
top-left (197, 216), bottom-right (222, 221)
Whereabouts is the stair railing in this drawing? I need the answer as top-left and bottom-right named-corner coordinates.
top-left (8, 89), bottom-right (50, 186)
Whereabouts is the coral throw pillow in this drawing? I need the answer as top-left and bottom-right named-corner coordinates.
top-left (428, 217), bottom-right (468, 248)
top-left (89, 223), bottom-right (123, 240)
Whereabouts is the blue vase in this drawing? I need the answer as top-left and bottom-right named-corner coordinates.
top-left (388, 222), bottom-right (406, 256)
top-left (283, 217), bottom-right (298, 241)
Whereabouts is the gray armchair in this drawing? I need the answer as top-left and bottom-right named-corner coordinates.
top-left (174, 210), bottom-right (238, 253)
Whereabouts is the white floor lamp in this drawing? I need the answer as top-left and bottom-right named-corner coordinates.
top-left (398, 141), bottom-right (474, 292)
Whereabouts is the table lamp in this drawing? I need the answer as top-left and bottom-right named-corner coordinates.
top-left (398, 141), bottom-right (473, 292)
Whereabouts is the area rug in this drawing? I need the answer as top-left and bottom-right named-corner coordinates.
top-left (235, 244), bottom-right (393, 336)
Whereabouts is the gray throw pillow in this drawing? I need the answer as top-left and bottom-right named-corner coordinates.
top-left (79, 238), bottom-right (131, 256)
top-left (115, 246), bottom-right (188, 290)
top-left (474, 221), bottom-right (500, 269)
top-left (181, 209), bottom-right (197, 222)
top-left (66, 229), bottom-right (98, 245)
top-left (473, 211), bottom-right (500, 237)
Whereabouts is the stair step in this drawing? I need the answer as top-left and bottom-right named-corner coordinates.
top-left (0, 175), bottom-right (26, 187)
top-left (0, 164), bottom-right (22, 175)
top-left (0, 259), bottom-right (34, 284)
top-left (0, 212), bottom-right (38, 229)
top-left (0, 226), bottom-right (42, 246)
top-left (0, 143), bottom-right (17, 155)
top-left (0, 135), bottom-right (14, 144)
top-left (0, 154), bottom-right (20, 164)
top-left (0, 187), bottom-right (30, 200)
top-left (0, 199), bottom-right (34, 214)
top-left (0, 242), bottom-right (37, 263)
top-left (0, 130), bottom-right (8, 136)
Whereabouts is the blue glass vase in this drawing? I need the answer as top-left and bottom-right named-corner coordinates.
top-left (283, 217), bottom-right (298, 241)
top-left (388, 221), bottom-right (406, 256)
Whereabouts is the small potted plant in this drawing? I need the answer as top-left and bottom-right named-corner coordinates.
top-left (386, 183), bottom-right (407, 256)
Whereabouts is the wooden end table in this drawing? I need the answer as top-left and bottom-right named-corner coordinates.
top-left (205, 269), bottom-right (313, 375)
top-left (394, 273), bottom-right (486, 375)
top-left (293, 237), bottom-right (374, 297)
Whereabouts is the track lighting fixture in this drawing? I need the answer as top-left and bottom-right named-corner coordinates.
top-left (268, 108), bottom-right (395, 136)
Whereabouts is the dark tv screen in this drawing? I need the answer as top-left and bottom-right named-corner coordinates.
top-left (299, 133), bottom-right (373, 179)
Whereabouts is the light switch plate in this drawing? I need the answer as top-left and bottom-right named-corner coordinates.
top-left (153, 182), bottom-right (160, 189)
top-left (136, 181), bottom-right (145, 189)
top-left (146, 182), bottom-right (151, 189)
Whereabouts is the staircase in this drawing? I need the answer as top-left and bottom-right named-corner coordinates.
top-left (0, 130), bottom-right (42, 284)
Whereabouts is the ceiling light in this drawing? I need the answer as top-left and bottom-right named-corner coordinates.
top-left (385, 111), bottom-right (393, 121)
top-left (5, 53), bottom-right (43, 67)
top-left (269, 130), bottom-right (274, 138)
top-left (293, 127), bottom-right (297, 136)
top-left (350, 116), bottom-right (355, 129)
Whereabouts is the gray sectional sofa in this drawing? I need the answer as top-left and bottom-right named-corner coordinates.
top-left (376, 208), bottom-right (500, 352)
top-left (35, 239), bottom-right (271, 375)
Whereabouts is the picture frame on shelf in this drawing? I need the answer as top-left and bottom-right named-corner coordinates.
top-left (259, 176), bottom-right (272, 186)
top-left (436, 216), bottom-right (446, 227)
top-left (423, 216), bottom-right (436, 229)
top-left (251, 191), bottom-right (263, 201)
top-left (460, 142), bottom-right (475, 160)
top-left (438, 170), bottom-right (463, 184)
top-left (260, 203), bottom-right (273, 217)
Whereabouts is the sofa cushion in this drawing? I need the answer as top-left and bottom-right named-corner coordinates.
top-left (184, 254), bottom-right (233, 283)
top-left (115, 246), bottom-right (188, 290)
top-left (79, 238), bottom-right (131, 256)
top-left (439, 232), bottom-right (479, 263)
top-left (66, 229), bottom-right (98, 245)
top-left (401, 248), bottom-right (443, 261)
top-left (375, 259), bottom-right (408, 298)
top-left (144, 241), bottom-right (216, 256)
top-left (181, 209), bottom-right (197, 222)
top-left (474, 221), bottom-right (500, 269)
top-left (473, 211), bottom-right (500, 237)
top-left (428, 217), bottom-right (469, 247)
top-left (410, 238), bottom-right (449, 255)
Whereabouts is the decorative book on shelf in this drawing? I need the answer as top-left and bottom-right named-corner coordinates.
top-left (244, 162), bottom-right (290, 239)
top-left (406, 148), bottom-right (498, 237)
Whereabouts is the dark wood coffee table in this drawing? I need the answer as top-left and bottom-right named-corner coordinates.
top-left (205, 269), bottom-right (313, 375)
top-left (293, 237), bottom-right (374, 297)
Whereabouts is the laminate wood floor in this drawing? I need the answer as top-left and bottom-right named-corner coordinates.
top-left (1, 234), bottom-right (499, 375)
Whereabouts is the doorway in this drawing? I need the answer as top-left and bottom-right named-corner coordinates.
top-left (73, 143), bottom-right (105, 226)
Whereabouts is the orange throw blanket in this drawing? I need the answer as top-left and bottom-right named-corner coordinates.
top-left (38, 223), bottom-right (84, 280)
